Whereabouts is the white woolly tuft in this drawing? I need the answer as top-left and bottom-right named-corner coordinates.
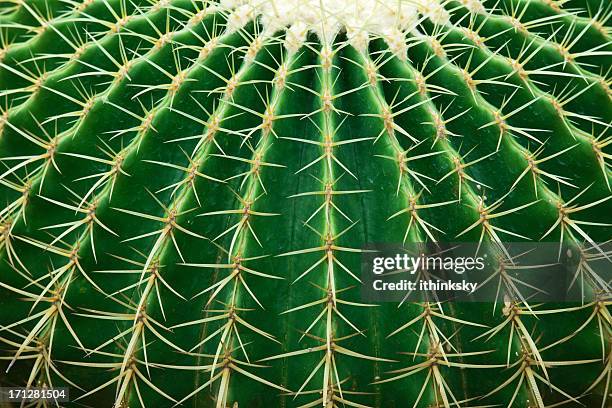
top-left (217, 0), bottom-right (477, 55)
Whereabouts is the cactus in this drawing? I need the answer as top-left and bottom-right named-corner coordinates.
top-left (0, 0), bottom-right (610, 406)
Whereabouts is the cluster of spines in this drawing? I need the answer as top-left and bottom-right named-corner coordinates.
top-left (0, 1), bottom-right (242, 405)
top-left (393, 1), bottom-right (611, 403)
top-left (0, 0), bottom-right (609, 407)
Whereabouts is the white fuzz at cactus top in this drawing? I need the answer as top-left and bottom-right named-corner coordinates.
top-left (217, 0), bottom-right (484, 54)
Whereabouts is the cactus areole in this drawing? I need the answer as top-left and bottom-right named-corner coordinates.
top-left (0, 0), bottom-right (610, 407)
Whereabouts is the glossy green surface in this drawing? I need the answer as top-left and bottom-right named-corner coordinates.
top-left (0, 0), bottom-right (610, 407)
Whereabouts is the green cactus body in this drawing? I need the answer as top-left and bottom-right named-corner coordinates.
top-left (0, 0), bottom-right (610, 406)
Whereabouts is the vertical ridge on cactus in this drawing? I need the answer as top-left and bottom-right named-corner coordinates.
top-left (0, 0), bottom-right (610, 407)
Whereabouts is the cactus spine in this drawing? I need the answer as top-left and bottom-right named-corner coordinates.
top-left (0, 0), bottom-right (610, 407)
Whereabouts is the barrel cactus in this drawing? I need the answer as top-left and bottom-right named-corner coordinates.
top-left (0, 0), bottom-right (610, 406)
